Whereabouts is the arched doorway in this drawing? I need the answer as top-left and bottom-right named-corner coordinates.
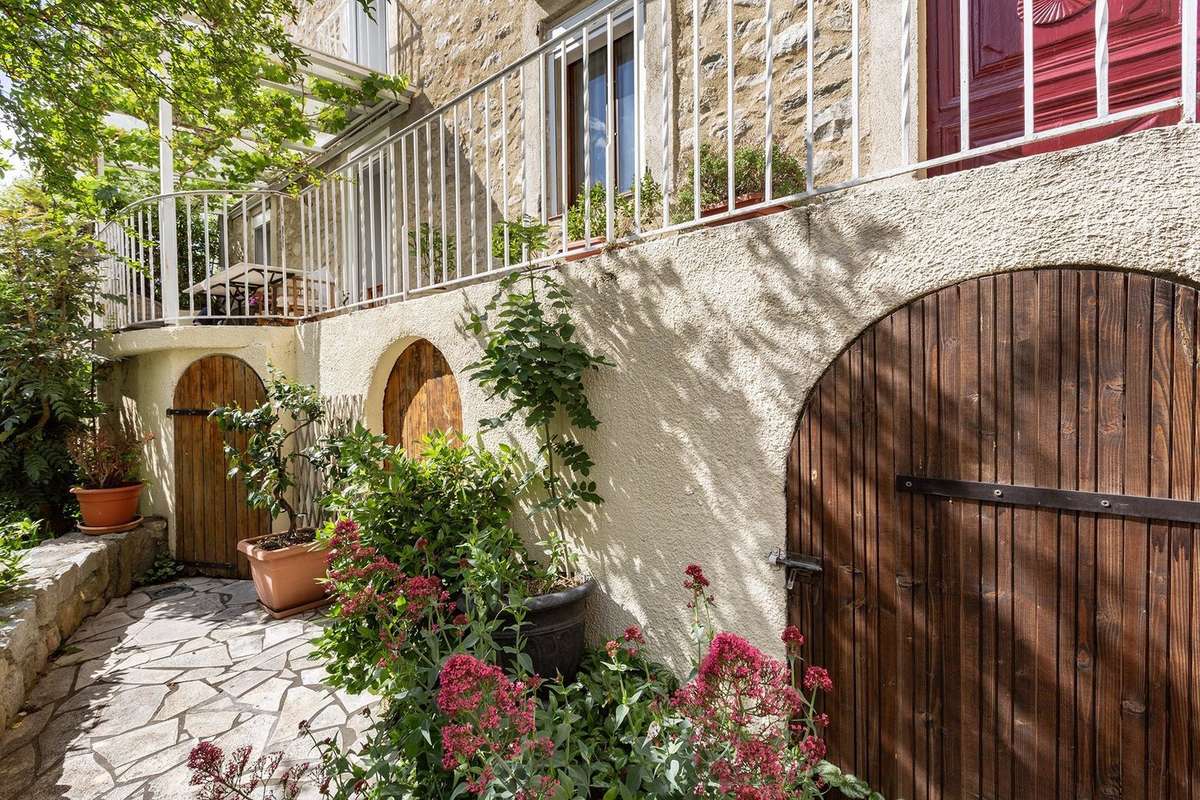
top-left (787, 269), bottom-right (1200, 799)
top-left (171, 355), bottom-right (269, 577)
top-left (382, 339), bottom-right (463, 457)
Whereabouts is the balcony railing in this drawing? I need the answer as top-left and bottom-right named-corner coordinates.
top-left (100, 0), bottom-right (1200, 330)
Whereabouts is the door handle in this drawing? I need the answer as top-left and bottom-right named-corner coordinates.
top-left (767, 548), bottom-right (822, 590)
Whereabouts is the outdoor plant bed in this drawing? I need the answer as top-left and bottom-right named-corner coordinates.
top-left (212, 368), bottom-right (332, 618)
top-left (237, 529), bottom-right (330, 618)
top-left (495, 578), bottom-right (595, 680)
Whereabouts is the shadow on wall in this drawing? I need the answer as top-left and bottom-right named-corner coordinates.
top-left (393, 3), bottom-right (422, 93)
top-left (511, 209), bottom-right (907, 665)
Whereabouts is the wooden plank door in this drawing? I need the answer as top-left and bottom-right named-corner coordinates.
top-left (787, 269), bottom-right (1200, 799)
top-left (382, 339), bottom-right (463, 458)
top-left (172, 355), bottom-right (269, 577)
top-left (926, 0), bottom-right (1187, 170)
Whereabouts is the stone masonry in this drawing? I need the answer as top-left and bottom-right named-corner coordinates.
top-left (0, 519), bottom-right (167, 732)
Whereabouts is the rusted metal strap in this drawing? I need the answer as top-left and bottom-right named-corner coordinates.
top-left (897, 475), bottom-right (1200, 525)
top-left (166, 407), bottom-right (215, 417)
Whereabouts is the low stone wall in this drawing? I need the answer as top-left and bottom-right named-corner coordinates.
top-left (0, 519), bottom-right (168, 730)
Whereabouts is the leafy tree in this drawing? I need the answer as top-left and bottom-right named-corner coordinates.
top-left (0, 182), bottom-right (105, 523)
top-left (0, 0), bottom-right (406, 207)
top-left (211, 368), bottom-right (325, 537)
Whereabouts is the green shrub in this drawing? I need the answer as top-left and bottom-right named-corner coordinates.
top-left (0, 183), bottom-right (105, 523)
top-left (671, 142), bottom-right (805, 223)
top-left (491, 215), bottom-right (550, 261)
top-left (313, 426), bottom-right (531, 692)
top-left (0, 518), bottom-right (39, 596)
top-left (466, 270), bottom-right (613, 582)
top-left (211, 369), bottom-right (325, 538)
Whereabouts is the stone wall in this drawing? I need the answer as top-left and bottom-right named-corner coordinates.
top-left (0, 520), bottom-right (168, 731)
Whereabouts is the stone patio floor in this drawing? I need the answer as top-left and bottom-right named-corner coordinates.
top-left (0, 577), bottom-right (376, 800)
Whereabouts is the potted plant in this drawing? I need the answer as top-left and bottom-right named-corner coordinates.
top-left (555, 173), bottom-right (663, 257)
top-left (212, 369), bottom-right (330, 618)
top-left (466, 250), bottom-right (613, 680)
top-left (65, 423), bottom-right (150, 533)
top-left (671, 141), bottom-right (805, 225)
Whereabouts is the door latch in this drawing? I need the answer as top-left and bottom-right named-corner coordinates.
top-left (767, 548), bottom-right (822, 590)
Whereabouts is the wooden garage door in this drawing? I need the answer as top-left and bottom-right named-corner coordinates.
top-left (383, 339), bottom-right (463, 458)
top-left (787, 269), bottom-right (1200, 800)
top-left (172, 355), bottom-right (269, 577)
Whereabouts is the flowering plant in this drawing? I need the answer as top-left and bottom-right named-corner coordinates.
top-left (672, 565), bottom-right (880, 800)
top-left (437, 653), bottom-right (561, 798)
top-left (186, 741), bottom-right (311, 800)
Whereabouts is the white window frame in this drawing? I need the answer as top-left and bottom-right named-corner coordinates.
top-left (544, 1), bottom-right (640, 213)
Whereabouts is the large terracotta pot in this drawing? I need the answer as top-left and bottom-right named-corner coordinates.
top-left (237, 531), bottom-right (330, 619)
top-left (71, 483), bottom-right (143, 528)
top-left (495, 578), bottom-right (595, 681)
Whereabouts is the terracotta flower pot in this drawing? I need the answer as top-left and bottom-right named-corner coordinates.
top-left (237, 531), bottom-right (330, 619)
top-left (71, 482), bottom-right (143, 529)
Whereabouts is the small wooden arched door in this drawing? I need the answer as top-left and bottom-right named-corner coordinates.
top-left (382, 339), bottom-right (463, 457)
top-left (788, 269), bottom-right (1200, 799)
top-left (172, 355), bottom-right (269, 577)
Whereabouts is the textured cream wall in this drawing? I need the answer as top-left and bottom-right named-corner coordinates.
top-left (108, 125), bottom-right (1200, 668)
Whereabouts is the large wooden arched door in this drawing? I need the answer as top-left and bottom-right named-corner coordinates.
top-left (788, 269), bottom-right (1200, 800)
top-left (382, 339), bottom-right (463, 457)
top-left (172, 355), bottom-right (269, 577)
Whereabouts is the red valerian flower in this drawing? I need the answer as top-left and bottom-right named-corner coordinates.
top-left (803, 665), bottom-right (833, 693)
top-left (436, 654), bottom-right (557, 798)
top-left (623, 625), bottom-right (646, 644)
top-left (683, 563), bottom-right (710, 589)
top-left (780, 625), bottom-right (805, 648)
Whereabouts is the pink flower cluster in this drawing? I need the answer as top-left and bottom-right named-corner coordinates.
top-left (326, 519), bottom-right (453, 656)
top-left (672, 564), bottom-right (834, 799)
top-left (436, 654), bottom-right (558, 799)
top-left (605, 624), bottom-right (646, 660)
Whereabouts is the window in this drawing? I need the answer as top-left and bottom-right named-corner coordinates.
top-left (345, 0), bottom-right (389, 72)
top-left (250, 210), bottom-right (271, 265)
top-left (546, 2), bottom-right (638, 214)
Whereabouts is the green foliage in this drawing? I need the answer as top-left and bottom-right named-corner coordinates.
top-left (465, 270), bottom-right (613, 580)
top-left (0, 518), bottom-right (39, 596)
top-left (542, 647), bottom-right (692, 798)
top-left (135, 552), bottom-right (184, 586)
top-left (0, 183), bottom-right (105, 520)
top-left (671, 142), bottom-right (806, 223)
top-left (211, 368), bottom-right (325, 535)
top-left (65, 423), bottom-right (148, 489)
top-left (312, 426), bottom-right (530, 691)
top-left (409, 222), bottom-right (456, 275)
top-left (0, 0), bottom-right (409, 206)
top-left (565, 173), bottom-right (663, 243)
top-left (491, 215), bottom-right (550, 261)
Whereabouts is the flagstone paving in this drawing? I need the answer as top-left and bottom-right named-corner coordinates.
top-left (0, 577), bottom-right (376, 800)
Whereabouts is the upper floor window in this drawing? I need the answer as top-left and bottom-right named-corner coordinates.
top-left (545, 1), bottom-right (638, 215)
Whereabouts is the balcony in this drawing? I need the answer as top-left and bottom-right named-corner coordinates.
top-left (99, 0), bottom-right (1200, 331)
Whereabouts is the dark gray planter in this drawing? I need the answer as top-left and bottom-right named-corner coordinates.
top-left (496, 578), bottom-right (595, 681)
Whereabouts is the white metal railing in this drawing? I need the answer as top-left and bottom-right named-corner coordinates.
top-left (101, 0), bottom-right (1200, 329)
top-left (97, 190), bottom-right (314, 328)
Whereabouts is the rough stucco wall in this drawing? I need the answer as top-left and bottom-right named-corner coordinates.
top-left (110, 125), bottom-right (1200, 670)
top-left (101, 327), bottom-right (298, 554)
